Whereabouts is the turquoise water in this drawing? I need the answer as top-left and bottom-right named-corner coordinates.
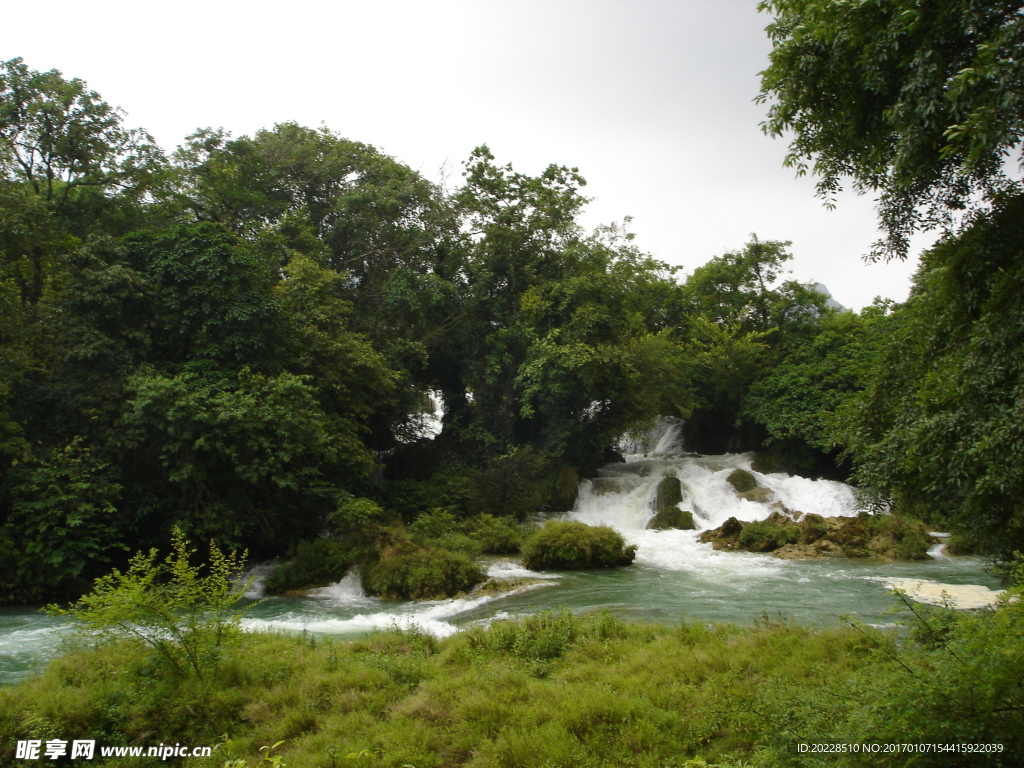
top-left (0, 443), bottom-right (1004, 685)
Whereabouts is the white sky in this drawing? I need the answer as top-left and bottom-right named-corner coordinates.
top-left (4, 0), bottom-right (931, 310)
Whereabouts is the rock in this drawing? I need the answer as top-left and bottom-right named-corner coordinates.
top-left (720, 516), bottom-right (744, 537)
top-left (799, 513), bottom-right (827, 544)
top-left (698, 516), bottom-right (744, 549)
top-left (697, 512), bottom-right (936, 561)
top-left (726, 468), bottom-right (758, 493)
top-left (738, 487), bottom-right (775, 503)
top-left (647, 507), bottom-right (696, 530)
top-left (590, 478), bottom-right (622, 495)
top-left (652, 475), bottom-right (683, 512)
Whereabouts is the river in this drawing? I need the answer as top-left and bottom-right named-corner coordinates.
top-left (0, 422), bottom-right (1003, 685)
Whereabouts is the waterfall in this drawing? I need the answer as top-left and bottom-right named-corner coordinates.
top-left (567, 443), bottom-right (861, 574)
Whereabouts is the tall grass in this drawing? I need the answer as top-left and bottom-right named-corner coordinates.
top-left (2, 593), bottom-right (1022, 767)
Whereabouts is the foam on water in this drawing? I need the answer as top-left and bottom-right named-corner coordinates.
top-left (307, 570), bottom-right (375, 605)
top-left (485, 560), bottom-right (561, 580)
top-left (243, 570), bottom-right (552, 639)
top-left (867, 577), bottom-right (1004, 609)
top-left (570, 433), bottom-right (862, 585)
top-left (237, 561), bottom-right (278, 598)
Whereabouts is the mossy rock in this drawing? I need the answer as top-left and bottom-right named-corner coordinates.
top-left (522, 521), bottom-right (636, 570)
top-left (726, 469), bottom-right (759, 494)
top-left (698, 516), bottom-right (744, 549)
top-left (699, 511), bottom-right (936, 561)
top-left (647, 507), bottom-right (696, 530)
top-left (799, 513), bottom-right (828, 544)
top-left (738, 516), bottom-right (800, 552)
top-left (652, 475), bottom-right (683, 513)
top-left (738, 487), bottom-right (775, 503)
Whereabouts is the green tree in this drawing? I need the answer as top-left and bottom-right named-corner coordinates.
top-left (758, 0), bottom-right (1024, 259)
top-left (842, 195), bottom-right (1024, 555)
top-left (444, 148), bottom-right (691, 466)
top-left (0, 439), bottom-right (124, 604)
top-left (0, 58), bottom-right (165, 303)
top-left (743, 303), bottom-right (892, 454)
top-left (675, 237), bottom-right (828, 453)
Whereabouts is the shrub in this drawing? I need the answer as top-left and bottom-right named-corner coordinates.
top-left (362, 544), bottom-right (484, 600)
top-left (466, 514), bottom-right (527, 554)
top-left (46, 530), bottom-right (251, 679)
top-left (521, 521), bottom-right (636, 570)
top-left (263, 539), bottom-right (353, 595)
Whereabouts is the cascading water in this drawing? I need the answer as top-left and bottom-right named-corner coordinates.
top-left (568, 417), bottom-right (860, 574)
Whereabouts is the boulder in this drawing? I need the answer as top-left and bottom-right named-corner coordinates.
top-left (738, 487), bottom-right (775, 503)
top-left (726, 468), bottom-right (758, 493)
top-left (647, 507), bottom-right (696, 530)
top-left (653, 475), bottom-right (683, 512)
top-left (698, 516), bottom-right (744, 550)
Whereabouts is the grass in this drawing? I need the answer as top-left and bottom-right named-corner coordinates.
top-left (3, 585), bottom-right (1023, 767)
top-left (0, 613), bottom-right (877, 768)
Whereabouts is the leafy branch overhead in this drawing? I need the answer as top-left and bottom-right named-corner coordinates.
top-left (758, 0), bottom-right (1024, 259)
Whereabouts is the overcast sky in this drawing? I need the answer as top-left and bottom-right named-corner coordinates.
top-left (4, 0), bottom-right (930, 310)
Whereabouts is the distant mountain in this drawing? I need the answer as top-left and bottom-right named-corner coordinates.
top-left (809, 282), bottom-right (847, 312)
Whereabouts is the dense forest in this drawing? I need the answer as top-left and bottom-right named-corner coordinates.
top-left (4, 0), bottom-right (1024, 605)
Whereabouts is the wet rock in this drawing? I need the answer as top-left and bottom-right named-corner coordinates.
top-left (726, 468), bottom-right (758, 493)
top-left (698, 512), bottom-right (937, 561)
top-left (647, 507), bottom-right (696, 530)
top-left (653, 475), bottom-right (683, 512)
top-left (699, 516), bottom-right (744, 549)
top-left (738, 487), bottom-right (775, 504)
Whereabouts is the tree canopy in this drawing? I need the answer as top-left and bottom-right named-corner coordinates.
top-left (758, 0), bottom-right (1024, 259)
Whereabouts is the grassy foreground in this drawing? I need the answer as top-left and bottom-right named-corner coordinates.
top-left (2, 600), bottom-right (1022, 768)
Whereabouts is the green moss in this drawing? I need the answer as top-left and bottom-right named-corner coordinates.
top-left (521, 520), bottom-right (636, 570)
top-left (647, 506), bottom-right (696, 530)
top-left (737, 519), bottom-right (799, 551)
top-left (726, 468), bottom-right (758, 493)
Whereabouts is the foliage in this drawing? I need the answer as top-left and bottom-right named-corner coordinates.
top-left (463, 446), bottom-right (553, 519)
top-left (758, 0), bottom-right (1024, 259)
top-left (841, 195), bottom-right (1024, 556)
top-left (441, 147), bottom-right (692, 465)
top-left (742, 305), bottom-right (891, 453)
top-left (521, 520), bottom-right (636, 570)
top-left (361, 536), bottom-right (485, 600)
top-left (0, 611), bottom-right (886, 768)
top-left (0, 438), bottom-right (124, 604)
top-left (465, 513), bottom-right (528, 554)
top-left (754, 568), bottom-right (1024, 766)
top-left (263, 539), bottom-right (354, 595)
top-left (46, 531), bottom-right (252, 679)
top-left (676, 236), bottom-right (829, 454)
